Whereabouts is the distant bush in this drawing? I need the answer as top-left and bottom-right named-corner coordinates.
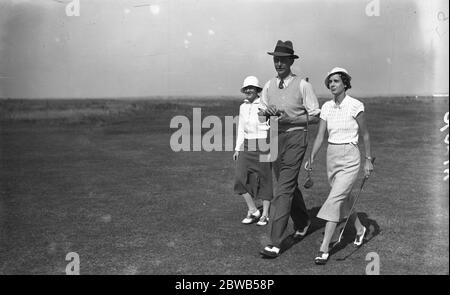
top-left (0, 96), bottom-right (445, 124)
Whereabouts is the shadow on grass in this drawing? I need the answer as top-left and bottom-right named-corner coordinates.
top-left (276, 206), bottom-right (325, 255)
top-left (331, 212), bottom-right (381, 261)
top-left (271, 209), bottom-right (380, 259)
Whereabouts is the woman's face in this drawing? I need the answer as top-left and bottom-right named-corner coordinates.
top-left (328, 74), bottom-right (346, 96)
top-left (243, 87), bottom-right (258, 101)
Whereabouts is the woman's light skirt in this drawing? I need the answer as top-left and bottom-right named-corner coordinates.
top-left (317, 143), bottom-right (360, 222)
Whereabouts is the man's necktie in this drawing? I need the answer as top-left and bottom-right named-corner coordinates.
top-left (279, 79), bottom-right (284, 89)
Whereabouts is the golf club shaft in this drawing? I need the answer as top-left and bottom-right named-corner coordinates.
top-left (337, 157), bottom-right (376, 243)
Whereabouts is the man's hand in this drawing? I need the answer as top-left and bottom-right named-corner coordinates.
top-left (264, 105), bottom-right (281, 116)
top-left (233, 151), bottom-right (239, 161)
top-left (276, 111), bottom-right (291, 123)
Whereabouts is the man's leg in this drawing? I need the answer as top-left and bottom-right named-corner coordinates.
top-left (266, 132), bottom-right (285, 248)
top-left (269, 130), bottom-right (308, 247)
top-left (291, 186), bottom-right (310, 231)
top-left (288, 131), bottom-right (309, 229)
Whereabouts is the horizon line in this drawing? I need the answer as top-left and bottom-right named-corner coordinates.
top-left (0, 94), bottom-right (448, 100)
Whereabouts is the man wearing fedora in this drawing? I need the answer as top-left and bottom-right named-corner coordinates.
top-left (259, 40), bottom-right (320, 258)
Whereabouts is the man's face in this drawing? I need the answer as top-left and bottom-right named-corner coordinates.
top-left (273, 56), bottom-right (294, 79)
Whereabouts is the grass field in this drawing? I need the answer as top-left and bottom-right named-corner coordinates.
top-left (0, 97), bottom-right (448, 275)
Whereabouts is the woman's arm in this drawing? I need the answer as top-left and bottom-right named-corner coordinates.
top-left (355, 112), bottom-right (374, 176)
top-left (308, 118), bottom-right (327, 169)
top-left (234, 107), bottom-right (245, 160)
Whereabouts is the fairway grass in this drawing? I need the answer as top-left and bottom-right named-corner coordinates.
top-left (0, 97), bottom-right (448, 275)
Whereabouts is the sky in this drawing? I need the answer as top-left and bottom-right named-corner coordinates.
top-left (0, 0), bottom-right (448, 98)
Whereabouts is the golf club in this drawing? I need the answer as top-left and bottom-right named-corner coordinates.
top-left (335, 157), bottom-right (376, 245)
top-left (300, 105), bottom-right (313, 188)
top-left (303, 168), bottom-right (313, 189)
top-left (303, 159), bottom-right (313, 188)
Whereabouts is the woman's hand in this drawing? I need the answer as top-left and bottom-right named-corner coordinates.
top-left (233, 151), bottom-right (239, 161)
top-left (364, 158), bottom-right (374, 177)
top-left (304, 157), bottom-right (314, 171)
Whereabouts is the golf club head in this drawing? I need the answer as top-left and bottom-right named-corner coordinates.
top-left (303, 167), bottom-right (313, 189)
top-left (303, 176), bottom-right (313, 189)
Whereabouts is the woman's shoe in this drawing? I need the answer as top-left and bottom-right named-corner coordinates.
top-left (353, 226), bottom-right (367, 247)
top-left (314, 252), bottom-right (330, 265)
top-left (241, 210), bottom-right (261, 224)
top-left (256, 215), bottom-right (269, 226)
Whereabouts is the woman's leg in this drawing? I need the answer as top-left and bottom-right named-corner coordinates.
top-left (353, 212), bottom-right (364, 234)
top-left (320, 221), bottom-right (337, 253)
top-left (352, 211), bottom-right (367, 246)
top-left (242, 192), bottom-right (257, 212)
top-left (241, 193), bottom-right (261, 224)
top-left (262, 200), bottom-right (270, 217)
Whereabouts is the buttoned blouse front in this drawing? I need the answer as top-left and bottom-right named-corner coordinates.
top-left (235, 97), bottom-right (270, 151)
top-left (320, 95), bottom-right (364, 144)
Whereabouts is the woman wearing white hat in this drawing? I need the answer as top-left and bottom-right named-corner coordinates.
top-left (306, 67), bottom-right (374, 264)
top-left (233, 76), bottom-right (273, 226)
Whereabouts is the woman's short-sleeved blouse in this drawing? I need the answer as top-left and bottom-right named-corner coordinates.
top-left (320, 95), bottom-right (364, 144)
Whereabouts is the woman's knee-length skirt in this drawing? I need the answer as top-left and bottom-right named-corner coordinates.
top-left (234, 139), bottom-right (273, 201)
top-left (317, 143), bottom-right (360, 222)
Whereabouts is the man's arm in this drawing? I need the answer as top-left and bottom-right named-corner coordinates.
top-left (258, 81), bottom-right (271, 122)
top-left (301, 79), bottom-right (320, 124)
top-left (277, 112), bottom-right (318, 126)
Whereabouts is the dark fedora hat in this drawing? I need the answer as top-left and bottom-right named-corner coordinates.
top-left (267, 40), bottom-right (299, 59)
